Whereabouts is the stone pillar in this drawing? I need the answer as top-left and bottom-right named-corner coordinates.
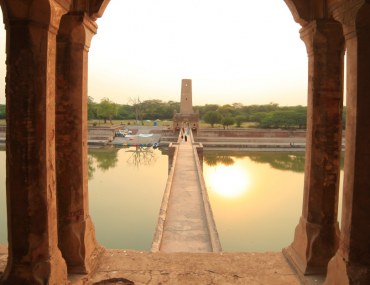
top-left (0, 1), bottom-right (68, 284)
top-left (56, 13), bottom-right (101, 274)
top-left (325, 5), bottom-right (370, 284)
top-left (284, 20), bottom-right (344, 275)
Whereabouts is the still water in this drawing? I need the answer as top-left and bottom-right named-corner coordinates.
top-left (0, 147), bottom-right (343, 252)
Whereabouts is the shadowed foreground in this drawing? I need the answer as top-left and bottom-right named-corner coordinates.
top-left (78, 250), bottom-right (301, 285)
top-left (0, 245), bottom-right (326, 284)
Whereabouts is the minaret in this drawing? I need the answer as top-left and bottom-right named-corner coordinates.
top-left (173, 79), bottom-right (199, 131)
top-left (180, 79), bottom-right (193, 114)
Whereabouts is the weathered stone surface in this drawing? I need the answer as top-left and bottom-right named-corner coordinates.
top-left (325, 3), bottom-right (370, 285)
top-left (88, 250), bottom-right (300, 285)
top-left (2, 246), bottom-right (324, 284)
top-left (56, 12), bottom-right (100, 274)
top-left (285, 19), bottom-right (345, 276)
top-left (1, 1), bottom-right (69, 283)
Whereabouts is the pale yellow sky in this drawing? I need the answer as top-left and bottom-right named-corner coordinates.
top-left (0, 1), bottom-right (308, 106)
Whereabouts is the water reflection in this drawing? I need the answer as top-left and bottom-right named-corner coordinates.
top-left (204, 154), bottom-right (305, 251)
top-left (204, 153), bottom-right (235, 166)
top-left (89, 147), bottom-right (119, 172)
top-left (249, 152), bottom-right (305, 172)
top-left (205, 164), bottom-right (250, 198)
top-left (88, 155), bottom-right (96, 180)
top-left (0, 148), bottom-right (344, 252)
top-left (88, 146), bottom-right (158, 180)
top-left (88, 147), bottom-right (168, 250)
top-left (126, 146), bottom-right (157, 167)
top-left (204, 150), bottom-right (305, 172)
top-left (203, 150), bottom-right (344, 252)
top-left (204, 151), bottom-right (344, 173)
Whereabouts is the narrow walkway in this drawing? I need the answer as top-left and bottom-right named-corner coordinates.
top-left (158, 135), bottom-right (219, 252)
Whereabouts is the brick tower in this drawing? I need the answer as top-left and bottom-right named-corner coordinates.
top-left (173, 79), bottom-right (199, 131)
top-left (180, 79), bottom-right (193, 114)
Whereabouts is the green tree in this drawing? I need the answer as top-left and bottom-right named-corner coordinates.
top-left (197, 104), bottom-right (219, 118)
top-left (259, 109), bottom-right (307, 129)
top-left (203, 111), bottom-right (222, 128)
top-left (250, 112), bottom-right (269, 124)
top-left (0, 104), bottom-right (5, 120)
top-left (116, 104), bottom-right (135, 120)
top-left (234, 115), bottom-right (245, 127)
top-left (87, 96), bottom-right (98, 120)
top-left (221, 116), bottom-right (235, 129)
top-left (217, 104), bottom-right (236, 118)
top-left (97, 98), bottom-right (118, 124)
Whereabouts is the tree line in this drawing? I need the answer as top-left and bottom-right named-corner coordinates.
top-left (0, 104), bottom-right (5, 120)
top-left (0, 100), bottom-right (347, 129)
top-left (88, 98), bottom-right (313, 129)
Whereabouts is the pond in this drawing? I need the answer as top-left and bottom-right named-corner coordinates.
top-left (0, 147), bottom-right (343, 252)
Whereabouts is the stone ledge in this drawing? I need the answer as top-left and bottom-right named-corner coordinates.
top-left (1, 246), bottom-right (328, 284)
top-left (83, 250), bottom-right (301, 285)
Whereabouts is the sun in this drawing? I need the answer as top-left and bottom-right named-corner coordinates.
top-left (206, 164), bottom-right (250, 198)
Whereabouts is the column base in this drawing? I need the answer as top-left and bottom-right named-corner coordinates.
top-left (59, 215), bottom-right (103, 274)
top-left (283, 217), bottom-right (339, 275)
top-left (1, 247), bottom-right (67, 284)
top-left (324, 252), bottom-right (370, 285)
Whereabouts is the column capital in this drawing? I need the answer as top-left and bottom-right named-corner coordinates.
top-left (1, 0), bottom-right (70, 34)
top-left (71, 0), bottom-right (110, 20)
top-left (58, 12), bottom-right (98, 50)
top-left (88, 0), bottom-right (110, 21)
top-left (330, 1), bottom-right (370, 40)
top-left (300, 19), bottom-right (345, 57)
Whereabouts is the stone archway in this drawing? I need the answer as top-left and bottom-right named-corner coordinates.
top-left (0, 0), bottom-right (369, 284)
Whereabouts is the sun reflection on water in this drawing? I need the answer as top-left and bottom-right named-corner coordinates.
top-left (204, 163), bottom-right (250, 198)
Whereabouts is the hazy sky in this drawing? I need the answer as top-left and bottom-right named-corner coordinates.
top-left (0, 1), bottom-right (308, 106)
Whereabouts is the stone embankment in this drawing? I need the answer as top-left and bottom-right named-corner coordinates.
top-left (0, 126), bottom-right (345, 150)
top-left (193, 129), bottom-right (305, 150)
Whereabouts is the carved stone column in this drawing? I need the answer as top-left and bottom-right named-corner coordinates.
top-left (284, 19), bottom-right (345, 275)
top-left (56, 13), bottom-right (101, 274)
top-left (0, 1), bottom-right (68, 284)
top-left (325, 4), bottom-right (370, 284)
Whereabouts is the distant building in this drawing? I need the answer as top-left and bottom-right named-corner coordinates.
top-left (173, 79), bottom-right (200, 132)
